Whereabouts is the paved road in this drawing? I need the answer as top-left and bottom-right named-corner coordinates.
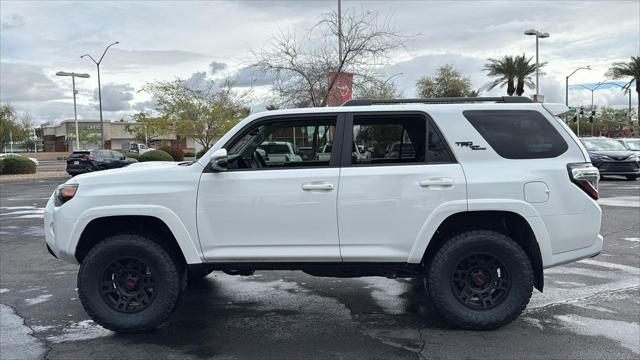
top-left (1, 177), bottom-right (638, 359)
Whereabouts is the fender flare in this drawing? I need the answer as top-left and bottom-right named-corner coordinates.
top-left (67, 205), bottom-right (204, 264)
top-left (407, 199), bottom-right (553, 267)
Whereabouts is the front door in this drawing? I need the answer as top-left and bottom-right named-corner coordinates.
top-left (197, 114), bottom-right (344, 262)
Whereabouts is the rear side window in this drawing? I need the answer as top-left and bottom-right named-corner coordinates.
top-left (352, 114), bottom-right (426, 165)
top-left (463, 110), bottom-right (568, 159)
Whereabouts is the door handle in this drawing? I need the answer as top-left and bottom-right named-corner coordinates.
top-left (302, 182), bottom-right (334, 191)
top-left (419, 177), bottom-right (454, 187)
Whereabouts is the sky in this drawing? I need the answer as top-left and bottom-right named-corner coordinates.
top-left (1, 0), bottom-right (639, 125)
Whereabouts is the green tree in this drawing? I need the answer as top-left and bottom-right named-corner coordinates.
top-left (513, 54), bottom-right (543, 96)
top-left (0, 104), bottom-right (27, 146)
top-left (606, 56), bottom-right (640, 116)
top-left (482, 56), bottom-right (517, 96)
top-left (416, 65), bottom-right (479, 98)
top-left (142, 78), bottom-right (250, 150)
top-left (355, 81), bottom-right (400, 100)
top-left (126, 112), bottom-right (173, 144)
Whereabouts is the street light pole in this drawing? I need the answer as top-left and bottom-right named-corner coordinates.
top-left (56, 71), bottom-right (90, 151)
top-left (524, 29), bottom-right (549, 101)
top-left (565, 66), bottom-right (591, 106)
top-left (81, 41), bottom-right (119, 149)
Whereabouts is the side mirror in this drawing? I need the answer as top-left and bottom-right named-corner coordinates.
top-left (209, 148), bottom-right (228, 172)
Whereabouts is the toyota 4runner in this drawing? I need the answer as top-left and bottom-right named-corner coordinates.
top-left (44, 96), bottom-right (603, 333)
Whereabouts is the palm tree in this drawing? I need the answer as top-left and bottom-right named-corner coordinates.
top-left (606, 56), bottom-right (640, 116)
top-left (514, 54), bottom-right (544, 96)
top-left (482, 56), bottom-right (517, 96)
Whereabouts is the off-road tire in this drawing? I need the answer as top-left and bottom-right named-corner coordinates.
top-left (426, 230), bottom-right (533, 330)
top-left (78, 234), bottom-right (182, 333)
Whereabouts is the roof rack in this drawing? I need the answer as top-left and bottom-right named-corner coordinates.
top-left (341, 96), bottom-right (533, 106)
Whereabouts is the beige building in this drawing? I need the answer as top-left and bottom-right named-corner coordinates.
top-left (42, 119), bottom-right (199, 152)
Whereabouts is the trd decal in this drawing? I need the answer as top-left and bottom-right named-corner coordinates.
top-left (455, 141), bottom-right (486, 150)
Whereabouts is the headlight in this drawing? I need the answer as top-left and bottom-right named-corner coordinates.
top-left (54, 184), bottom-right (78, 206)
top-left (628, 154), bottom-right (640, 161)
top-left (590, 154), bottom-right (612, 161)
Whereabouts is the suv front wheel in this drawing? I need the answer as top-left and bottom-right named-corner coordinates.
top-left (78, 234), bottom-right (183, 333)
top-left (426, 230), bottom-right (533, 330)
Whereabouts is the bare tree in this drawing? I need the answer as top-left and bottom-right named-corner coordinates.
top-left (252, 9), bottom-right (411, 107)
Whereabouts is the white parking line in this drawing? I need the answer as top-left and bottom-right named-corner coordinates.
top-left (597, 196), bottom-right (640, 208)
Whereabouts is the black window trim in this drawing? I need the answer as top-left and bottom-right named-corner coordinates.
top-left (205, 112), bottom-right (346, 172)
top-left (341, 111), bottom-right (457, 167)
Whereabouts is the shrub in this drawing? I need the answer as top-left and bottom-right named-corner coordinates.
top-left (184, 151), bottom-right (195, 158)
top-left (196, 148), bottom-right (210, 159)
top-left (124, 152), bottom-right (141, 161)
top-left (159, 145), bottom-right (184, 161)
top-left (0, 155), bottom-right (36, 175)
top-left (139, 150), bottom-right (174, 162)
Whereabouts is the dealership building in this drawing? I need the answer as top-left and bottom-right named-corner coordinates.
top-left (41, 119), bottom-right (199, 152)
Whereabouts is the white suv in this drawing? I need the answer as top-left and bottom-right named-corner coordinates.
top-left (44, 97), bottom-right (603, 333)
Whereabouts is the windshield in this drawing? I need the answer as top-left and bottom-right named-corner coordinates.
top-left (625, 139), bottom-right (639, 151)
top-left (260, 144), bottom-right (290, 154)
top-left (581, 138), bottom-right (627, 151)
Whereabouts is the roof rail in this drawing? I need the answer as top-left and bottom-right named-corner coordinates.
top-left (341, 96), bottom-right (533, 106)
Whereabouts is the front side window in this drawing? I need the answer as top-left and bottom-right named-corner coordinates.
top-left (463, 110), bottom-right (568, 159)
top-left (226, 118), bottom-right (337, 170)
top-left (351, 115), bottom-right (426, 165)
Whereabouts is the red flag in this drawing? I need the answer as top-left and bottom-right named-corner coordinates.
top-left (327, 71), bottom-right (353, 106)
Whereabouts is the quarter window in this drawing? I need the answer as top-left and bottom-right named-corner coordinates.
top-left (463, 110), bottom-right (568, 159)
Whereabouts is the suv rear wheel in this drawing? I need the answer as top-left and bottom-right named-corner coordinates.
top-left (426, 230), bottom-right (533, 330)
top-left (78, 234), bottom-right (183, 333)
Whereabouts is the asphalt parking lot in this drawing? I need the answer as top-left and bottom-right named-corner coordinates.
top-left (0, 177), bottom-right (638, 360)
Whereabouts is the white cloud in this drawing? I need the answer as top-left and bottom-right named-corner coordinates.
top-left (0, 0), bottom-right (637, 122)
top-left (93, 83), bottom-right (134, 112)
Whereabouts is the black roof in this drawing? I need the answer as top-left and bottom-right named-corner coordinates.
top-left (342, 96), bottom-right (533, 106)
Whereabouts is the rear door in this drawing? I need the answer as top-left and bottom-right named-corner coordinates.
top-left (337, 112), bottom-right (467, 261)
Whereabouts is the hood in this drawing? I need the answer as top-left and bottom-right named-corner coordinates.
top-left (66, 161), bottom-right (199, 184)
top-left (588, 150), bottom-right (638, 160)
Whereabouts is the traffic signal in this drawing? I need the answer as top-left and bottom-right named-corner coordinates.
top-left (579, 107), bottom-right (584, 115)
top-left (591, 110), bottom-right (596, 116)
top-left (572, 115), bottom-right (577, 123)
top-left (589, 116), bottom-right (594, 123)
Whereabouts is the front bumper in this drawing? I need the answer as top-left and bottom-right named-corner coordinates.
top-left (595, 160), bottom-right (640, 175)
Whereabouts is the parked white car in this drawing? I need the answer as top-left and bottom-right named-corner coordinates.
top-left (129, 143), bottom-right (154, 154)
top-left (0, 153), bottom-right (39, 166)
top-left (258, 141), bottom-right (302, 164)
top-left (45, 97), bottom-right (602, 333)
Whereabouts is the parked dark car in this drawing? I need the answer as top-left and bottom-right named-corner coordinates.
top-left (66, 149), bottom-right (137, 176)
top-left (580, 137), bottom-right (640, 181)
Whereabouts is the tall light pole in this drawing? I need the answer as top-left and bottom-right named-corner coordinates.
top-left (338, 0), bottom-right (342, 62)
top-left (566, 66), bottom-right (590, 106)
top-left (81, 41), bottom-right (119, 149)
top-left (524, 29), bottom-right (550, 101)
top-left (56, 72), bottom-right (90, 151)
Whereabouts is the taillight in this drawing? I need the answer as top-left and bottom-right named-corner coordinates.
top-left (54, 184), bottom-right (78, 206)
top-left (567, 163), bottom-right (599, 200)
top-left (83, 156), bottom-right (94, 161)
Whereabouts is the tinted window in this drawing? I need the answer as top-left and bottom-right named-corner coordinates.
top-left (428, 121), bottom-right (454, 163)
top-left (352, 115), bottom-right (426, 164)
top-left (227, 118), bottom-right (337, 170)
top-left (463, 110), bottom-right (568, 159)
